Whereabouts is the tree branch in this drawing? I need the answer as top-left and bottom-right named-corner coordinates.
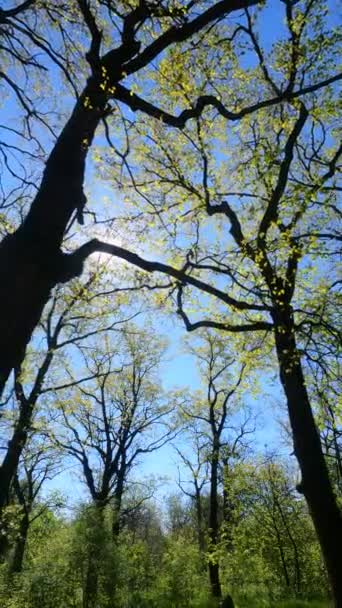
top-left (69, 239), bottom-right (270, 312)
top-left (113, 74), bottom-right (342, 128)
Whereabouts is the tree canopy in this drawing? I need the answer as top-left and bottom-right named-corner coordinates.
top-left (0, 0), bottom-right (341, 606)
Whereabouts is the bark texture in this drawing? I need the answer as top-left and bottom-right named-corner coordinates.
top-left (208, 437), bottom-right (222, 599)
top-left (273, 306), bottom-right (342, 606)
top-left (0, 82), bottom-right (106, 396)
top-left (10, 511), bottom-right (29, 575)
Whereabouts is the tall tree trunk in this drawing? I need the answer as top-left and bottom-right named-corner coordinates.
top-left (194, 484), bottom-right (205, 555)
top-left (0, 400), bottom-right (34, 511)
top-left (208, 439), bottom-right (222, 599)
top-left (0, 401), bottom-right (34, 561)
top-left (271, 512), bottom-right (291, 589)
top-left (0, 81), bottom-right (107, 555)
top-left (273, 307), bottom-right (342, 606)
top-left (0, 519), bottom-right (10, 562)
top-left (83, 559), bottom-right (98, 608)
top-left (10, 511), bottom-right (29, 575)
top-left (112, 472), bottom-right (125, 538)
top-left (83, 501), bottom-right (106, 608)
top-left (222, 457), bottom-right (234, 551)
top-left (0, 80), bottom-right (106, 398)
top-left (275, 498), bottom-right (301, 594)
top-left (326, 404), bottom-right (342, 491)
top-left (272, 491), bottom-right (301, 595)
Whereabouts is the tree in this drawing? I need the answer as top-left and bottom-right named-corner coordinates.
top-left (84, 2), bottom-right (341, 598)
top-left (177, 333), bottom-right (253, 600)
top-left (50, 326), bottom-right (174, 606)
top-left (175, 428), bottom-right (209, 555)
top-left (0, 454), bottom-right (332, 607)
top-left (0, 0), bottom-right (266, 396)
top-left (225, 458), bottom-right (327, 602)
top-left (0, 263), bottom-right (134, 554)
top-left (307, 350), bottom-right (342, 496)
top-left (9, 437), bottom-right (62, 575)
top-left (52, 326), bottom-right (173, 520)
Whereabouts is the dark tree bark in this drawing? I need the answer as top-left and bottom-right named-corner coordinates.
top-left (208, 436), bottom-right (222, 599)
top-left (321, 403), bottom-right (342, 493)
top-left (0, 293), bottom-right (75, 514)
top-left (112, 468), bottom-right (125, 538)
top-left (0, 80), bottom-right (106, 396)
top-left (9, 511), bottom-right (29, 575)
top-left (83, 565), bottom-right (98, 608)
top-left (221, 595), bottom-right (235, 608)
top-left (0, 6), bottom-right (262, 545)
top-left (194, 482), bottom-right (206, 555)
top-left (0, 395), bottom-right (34, 511)
top-left (222, 457), bottom-right (235, 551)
top-left (273, 306), bottom-right (342, 605)
top-left (7, 454), bottom-right (56, 574)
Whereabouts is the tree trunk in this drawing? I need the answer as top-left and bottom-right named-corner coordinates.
top-left (10, 511), bottom-right (29, 574)
top-left (83, 558), bottom-right (98, 608)
top-left (0, 80), bottom-right (106, 398)
top-left (273, 493), bottom-right (301, 594)
top-left (273, 307), bottom-right (342, 606)
top-left (209, 439), bottom-right (222, 599)
top-left (221, 595), bottom-right (235, 608)
top-left (275, 497), bottom-right (301, 594)
top-left (0, 406), bottom-right (32, 560)
top-left (222, 458), bottom-right (234, 550)
top-left (0, 81), bottom-right (107, 552)
top-left (195, 484), bottom-right (205, 555)
top-left (271, 512), bottom-right (291, 589)
top-left (83, 501), bottom-right (106, 608)
top-left (112, 472), bottom-right (125, 538)
top-left (326, 404), bottom-right (342, 491)
top-left (0, 400), bottom-right (34, 511)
